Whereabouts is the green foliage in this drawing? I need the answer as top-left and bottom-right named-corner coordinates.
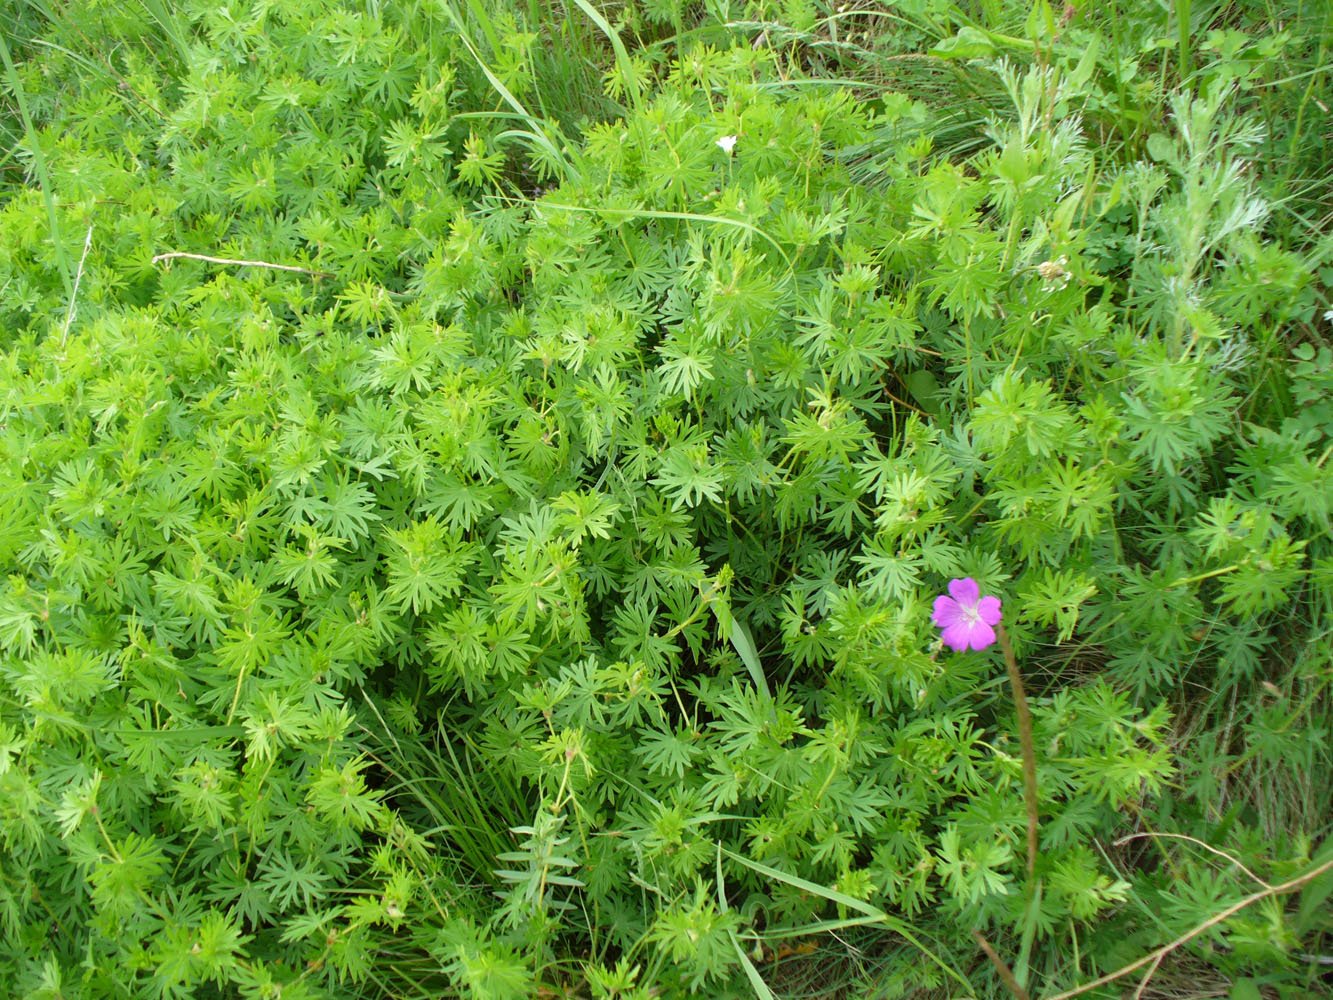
top-left (0, 0), bottom-right (1328, 997)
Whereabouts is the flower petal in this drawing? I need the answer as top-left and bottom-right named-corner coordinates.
top-left (976, 595), bottom-right (1002, 626)
top-left (931, 595), bottom-right (962, 628)
top-left (947, 577), bottom-right (980, 607)
top-left (964, 620), bottom-right (997, 651)
top-left (940, 622), bottom-right (973, 652)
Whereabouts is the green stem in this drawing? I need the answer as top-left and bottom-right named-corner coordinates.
top-left (1168, 564), bottom-right (1239, 589)
top-left (1175, 0), bottom-right (1192, 83)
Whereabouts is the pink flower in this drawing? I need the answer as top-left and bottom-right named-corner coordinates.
top-left (932, 578), bottom-right (1002, 652)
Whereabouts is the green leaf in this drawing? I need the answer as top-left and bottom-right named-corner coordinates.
top-left (1024, 0), bottom-right (1059, 42)
top-left (1146, 132), bottom-right (1176, 164)
top-left (728, 618), bottom-right (771, 700)
top-left (1068, 35), bottom-right (1102, 90)
top-left (1297, 839), bottom-right (1333, 931)
top-left (904, 368), bottom-right (944, 420)
top-left (729, 931), bottom-right (777, 1000)
top-left (929, 27), bottom-right (999, 60)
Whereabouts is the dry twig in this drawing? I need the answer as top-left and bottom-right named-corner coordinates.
top-left (151, 251), bottom-right (332, 278)
top-left (1114, 831), bottom-right (1273, 889)
top-left (975, 930), bottom-right (1032, 1000)
top-left (1043, 855), bottom-right (1333, 1000)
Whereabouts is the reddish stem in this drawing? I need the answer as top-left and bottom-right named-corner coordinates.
top-left (997, 624), bottom-right (1039, 879)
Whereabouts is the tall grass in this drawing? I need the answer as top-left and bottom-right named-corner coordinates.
top-left (0, 29), bottom-right (71, 299)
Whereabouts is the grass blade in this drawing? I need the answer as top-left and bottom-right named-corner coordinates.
top-left (570, 0), bottom-right (642, 114)
top-left (0, 29), bottom-right (71, 299)
top-left (537, 201), bottom-right (793, 272)
top-left (721, 847), bottom-right (973, 992)
top-left (728, 619), bottom-right (771, 701)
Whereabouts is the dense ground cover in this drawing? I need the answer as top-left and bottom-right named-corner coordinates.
top-left (0, 0), bottom-right (1329, 996)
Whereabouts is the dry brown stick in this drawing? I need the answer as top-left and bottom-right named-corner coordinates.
top-left (1043, 855), bottom-right (1333, 1000)
top-left (997, 624), bottom-right (1039, 879)
top-left (1131, 951), bottom-right (1164, 1000)
top-left (1114, 831), bottom-right (1273, 889)
top-left (974, 930), bottom-right (1032, 1000)
top-left (151, 251), bottom-right (332, 278)
top-left (880, 381), bottom-right (928, 416)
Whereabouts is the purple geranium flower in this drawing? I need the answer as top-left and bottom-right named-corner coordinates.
top-left (932, 577), bottom-right (1002, 652)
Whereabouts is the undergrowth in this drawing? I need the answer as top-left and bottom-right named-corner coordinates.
top-left (0, 0), bottom-right (1329, 997)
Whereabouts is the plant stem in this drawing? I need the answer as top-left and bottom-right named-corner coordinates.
top-left (151, 251), bottom-right (333, 277)
top-left (1175, 0), bottom-right (1192, 83)
top-left (1043, 855), bottom-right (1333, 1000)
top-left (974, 930), bottom-right (1032, 1000)
top-left (997, 624), bottom-right (1039, 879)
top-left (1167, 563), bottom-right (1239, 589)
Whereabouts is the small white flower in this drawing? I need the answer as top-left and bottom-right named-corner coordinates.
top-left (1323, 309), bottom-right (1333, 323)
top-left (716, 134), bottom-right (738, 155)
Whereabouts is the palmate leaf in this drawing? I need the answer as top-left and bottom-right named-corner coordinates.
top-left (653, 440), bottom-right (725, 510)
top-left (2, 0), bottom-right (1327, 994)
top-left (854, 534), bottom-right (924, 602)
top-left (935, 826), bottom-right (1014, 905)
top-left (214, 610), bottom-right (292, 680)
top-left (420, 472), bottom-right (498, 531)
top-left (0, 585), bottom-right (39, 656)
top-left (311, 473), bottom-right (381, 543)
top-left (550, 488), bottom-right (622, 546)
top-left (485, 619), bottom-right (538, 679)
top-left (657, 330), bottom-right (715, 400)
top-left (272, 525), bottom-right (346, 598)
top-left (305, 757), bottom-right (389, 833)
top-left (258, 850), bottom-right (333, 912)
top-left (633, 725), bottom-right (702, 779)
top-left (971, 371), bottom-right (1080, 461)
top-left (383, 517), bottom-right (477, 615)
top-left (89, 832), bottom-right (168, 919)
top-left (646, 880), bottom-right (741, 991)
